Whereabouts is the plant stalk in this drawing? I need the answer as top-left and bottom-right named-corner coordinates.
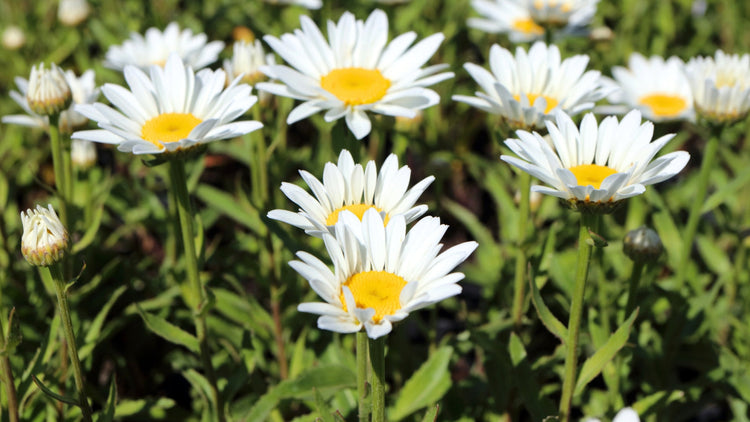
top-left (369, 336), bottom-right (386, 422)
top-left (559, 213), bottom-right (597, 422)
top-left (625, 261), bottom-right (645, 320)
top-left (168, 159), bottom-right (225, 422)
top-left (0, 315), bottom-right (18, 422)
top-left (512, 171), bottom-right (531, 329)
top-left (48, 263), bottom-right (92, 422)
top-left (357, 331), bottom-right (370, 422)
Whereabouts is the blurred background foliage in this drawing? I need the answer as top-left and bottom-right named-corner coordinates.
top-left (1, 0), bottom-right (750, 421)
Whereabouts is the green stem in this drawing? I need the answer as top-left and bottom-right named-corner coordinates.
top-left (0, 314), bottom-right (18, 422)
top-left (48, 116), bottom-right (69, 228)
top-left (369, 336), bottom-right (386, 422)
top-left (559, 213), bottom-right (597, 422)
top-left (250, 106), bottom-right (268, 207)
top-left (676, 133), bottom-right (720, 288)
top-left (625, 261), bottom-right (645, 320)
top-left (167, 159), bottom-right (225, 422)
top-left (48, 264), bottom-right (92, 422)
top-left (512, 172), bottom-right (531, 329)
top-left (357, 332), bottom-right (370, 422)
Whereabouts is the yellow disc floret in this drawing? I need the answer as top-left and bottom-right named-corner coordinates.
top-left (512, 18), bottom-right (544, 36)
top-left (326, 204), bottom-right (389, 226)
top-left (321, 68), bottom-right (391, 106)
top-left (341, 271), bottom-right (408, 323)
top-left (515, 93), bottom-right (559, 114)
top-left (141, 113), bottom-right (202, 147)
top-left (569, 164), bottom-right (617, 189)
top-left (639, 94), bottom-right (688, 118)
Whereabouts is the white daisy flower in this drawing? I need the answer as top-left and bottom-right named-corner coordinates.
top-left (684, 50), bottom-right (750, 124)
top-left (104, 22), bottom-right (225, 72)
top-left (608, 53), bottom-right (694, 122)
top-left (500, 110), bottom-right (689, 210)
top-left (223, 39), bottom-right (276, 85)
top-left (72, 54), bottom-right (262, 156)
top-left (293, 208), bottom-right (478, 339)
top-left (583, 407), bottom-right (640, 422)
top-left (521, 0), bottom-right (599, 29)
top-left (262, 0), bottom-right (322, 9)
top-left (269, 149), bottom-right (434, 237)
top-left (256, 9), bottom-right (453, 140)
top-left (468, 0), bottom-right (545, 42)
top-left (453, 41), bottom-right (610, 130)
top-left (3, 68), bottom-right (98, 133)
top-left (21, 204), bottom-right (69, 267)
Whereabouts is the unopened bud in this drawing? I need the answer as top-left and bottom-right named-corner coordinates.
top-left (71, 139), bottom-right (97, 169)
top-left (2, 26), bottom-right (25, 50)
top-left (58, 0), bottom-right (90, 26)
top-left (623, 226), bottom-right (663, 262)
top-left (21, 204), bottom-right (69, 267)
top-left (26, 63), bottom-right (71, 116)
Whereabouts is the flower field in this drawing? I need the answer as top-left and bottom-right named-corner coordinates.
top-left (1, 0), bottom-right (750, 421)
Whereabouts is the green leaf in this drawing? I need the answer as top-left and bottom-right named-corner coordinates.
top-left (508, 333), bottom-right (557, 421)
top-left (195, 184), bottom-right (266, 236)
top-left (80, 286), bottom-right (127, 360)
top-left (701, 157), bottom-right (750, 213)
top-left (421, 404), bottom-right (440, 422)
top-left (32, 375), bottom-right (79, 406)
top-left (96, 377), bottom-right (117, 422)
top-left (389, 346), bottom-right (453, 421)
top-left (313, 388), bottom-right (335, 422)
top-left (244, 365), bottom-right (355, 422)
top-left (632, 390), bottom-right (684, 416)
top-left (136, 306), bottom-right (199, 353)
top-left (529, 275), bottom-right (568, 342)
top-left (72, 203), bottom-right (105, 254)
top-left (114, 398), bottom-right (175, 418)
top-left (574, 308), bottom-right (639, 395)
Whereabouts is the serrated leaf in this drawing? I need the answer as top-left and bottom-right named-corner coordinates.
top-left (389, 346), bottom-right (452, 421)
top-left (32, 375), bottom-right (79, 406)
top-left (529, 274), bottom-right (568, 342)
top-left (136, 306), bottom-right (199, 353)
top-left (574, 308), bottom-right (638, 395)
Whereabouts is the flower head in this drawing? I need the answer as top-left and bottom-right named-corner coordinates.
top-left (269, 149), bottom-right (434, 237)
top-left (262, 0), bottom-right (322, 8)
top-left (453, 42), bottom-right (609, 130)
top-left (21, 204), bottom-right (69, 267)
top-left (684, 50), bottom-right (750, 124)
top-left (58, 0), bottom-right (90, 26)
top-left (25, 63), bottom-right (71, 116)
top-left (607, 53), bottom-right (694, 122)
top-left (257, 9), bottom-right (453, 139)
top-left (223, 40), bottom-right (275, 86)
top-left (522, 0), bottom-right (599, 29)
top-left (468, 0), bottom-right (545, 42)
top-left (2, 26), bottom-right (25, 50)
top-left (623, 226), bottom-right (663, 262)
top-left (293, 209), bottom-right (478, 338)
top-left (501, 110), bottom-right (689, 212)
top-left (104, 22), bottom-right (224, 72)
top-left (72, 54), bottom-right (262, 156)
top-left (3, 69), bottom-right (99, 133)
top-left (584, 407), bottom-right (640, 422)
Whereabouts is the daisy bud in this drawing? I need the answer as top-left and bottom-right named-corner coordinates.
top-left (623, 226), bottom-right (663, 263)
top-left (71, 139), bottom-right (97, 169)
top-left (58, 0), bottom-right (91, 26)
top-left (2, 26), bottom-right (25, 50)
top-left (26, 63), bottom-right (71, 116)
top-left (21, 204), bottom-right (69, 267)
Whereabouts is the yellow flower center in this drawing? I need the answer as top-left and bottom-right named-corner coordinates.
top-left (514, 93), bottom-right (559, 114)
top-left (341, 271), bottom-right (408, 323)
top-left (512, 18), bottom-right (544, 35)
top-left (325, 204), bottom-right (390, 226)
top-left (141, 113), bottom-right (202, 147)
top-left (320, 68), bottom-right (391, 106)
top-left (569, 164), bottom-right (618, 189)
top-left (639, 94), bottom-right (688, 118)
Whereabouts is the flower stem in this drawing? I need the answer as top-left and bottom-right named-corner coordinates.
top-left (48, 116), bottom-right (69, 228)
top-left (676, 133), bottom-right (720, 288)
top-left (625, 261), bottom-right (645, 320)
top-left (512, 171), bottom-right (531, 329)
top-left (48, 263), bottom-right (92, 422)
top-left (0, 314), bottom-right (19, 422)
top-left (357, 332), bottom-right (370, 422)
top-left (167, 159), bottom-right (225, 422)
top-left (559, 213), bottom-right (598, 422)
top-left (369, 336), bottom-right (386, 422)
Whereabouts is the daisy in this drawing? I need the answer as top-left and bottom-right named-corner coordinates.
top-left (500, 110), bottom-right (689, 210)
top-left (3, 68), bottom-right (98, 133)
top-left (262, 0), bottom-right (322, 9)
top-left (453, 41), bottom-right (609, 130)
top-left (223, 39), bottom-right (276, 85)
top-left (72, 54), bottom-right (262, 156)
top-left (608, 53), bottom-right (694, 122)
top-left (684, 50), bottom-right (750, 124)
top-left (268, 149), bottom-right (434, 236)
top-left (256, 9), bottom-right (453, 140)
top-left (293, 208), bottom-right (478, 338)
top-left (468, 0), bottom-right (545, 42)
top-left (521, 0), bottom-right (599, 29)
top-left (104, 22), bottom-right (224, 72)
top-left (21, 204), bottom-right (68, 267)
top-left (583, 407), bottom-right (640, 422)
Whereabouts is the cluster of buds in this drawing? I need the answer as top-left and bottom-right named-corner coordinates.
top-left (21, 204), bottom-right (69, 267)
top-left (26, 63), bottom-right (71, 117)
